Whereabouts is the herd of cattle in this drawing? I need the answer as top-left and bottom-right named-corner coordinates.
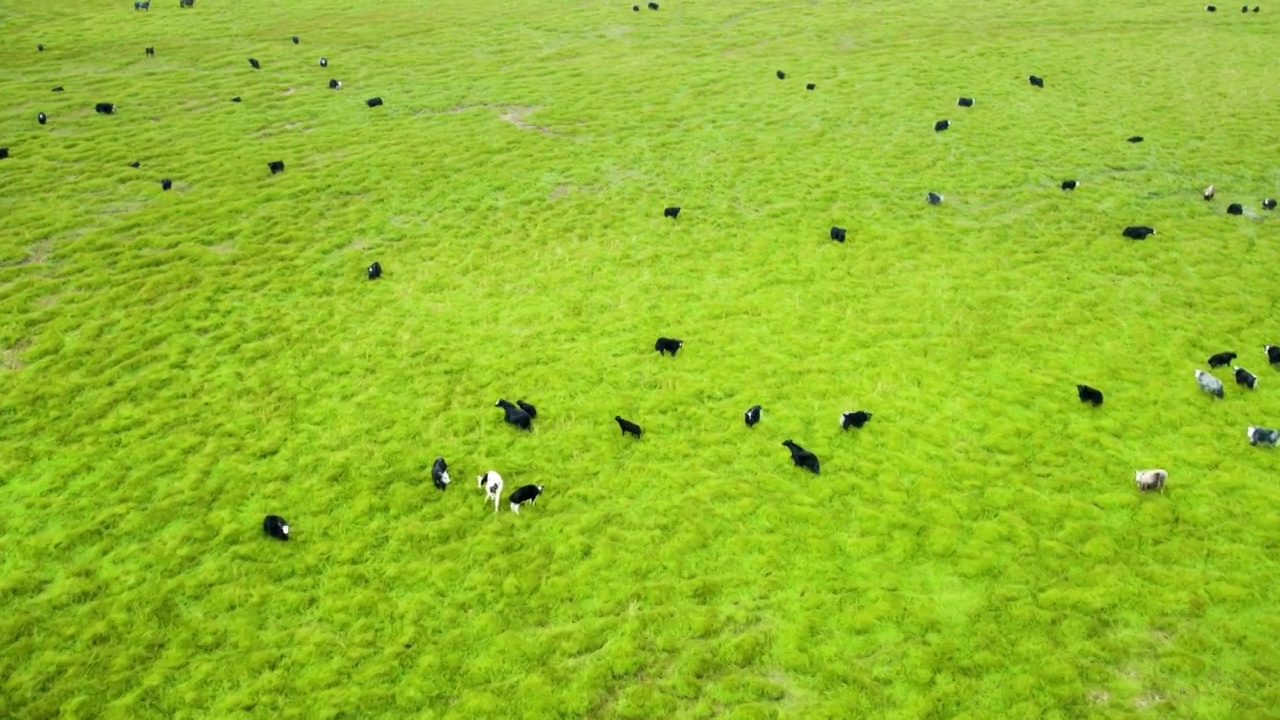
top-left (4, 2), bottom-right (1275, 542)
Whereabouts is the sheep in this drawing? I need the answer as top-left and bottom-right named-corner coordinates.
top-left (478, 471), bottom-right (504, 512)
top-left (782, 440), bottom-right (820, 474)
top-left (1134, 469), bottom-right (1167, 493)
top-left (495, 399), bottom-right (533, 430)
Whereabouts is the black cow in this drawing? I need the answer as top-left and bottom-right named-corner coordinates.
top-left (776, 70), bottom-right (785, 80)
top-left (366, 97), bottom-right (383, 107)
top-left (744, 405), bottom-right (761, 427)
top-left (654, 337), bottom-right (683, 356)
top-left (516, 400), bottom-right (538, 419)
top-left (249, 58), bottom-right (260, 69)
top-left (935, 119), bottom-right (950, 132)
top-left (663, 206), bottom-right (680, 219)
top-left (830, 226), bottom-right (846, 242)
top-left (1208, 351), bottom-right (1237, 368)
top-left (0, 148), bottom-right (8, 160)
top-left (1127, 136), bottom-right (1144, 143)
top-left (146, 46), bottom-right (154, 57)
top-left (135, 1), bottom-right (150, 9)
top-left (52, 86), bottom-right (64, 92)
top-left (263, 515), bottom-right (290, 540)
top-left (431, 456), bottom-right (450, 490)
top-left (1227, 203), bottom-right (1243, 215)
top-left (180, 0), bottom-right (194, 7)
top-left (782, 440), bottom-right (820, 474)
top-left (1028, 75), bottom-right (1044, 88)
top-left (1234, 366), bottom-right (1258, 390)
top-left (1206, 4), bottom-right (1217, 9)
top-left (615, 416), bottom-right (642, 438)
top-left (367, 261), bottom-right (382, 280)
top-left (160, 179), bottom-right (172, 191)
top-left (128, 160), bottom-right (141, 168)
top-left (806, 83), bottom-right (816, 90)
top-left (1061, 180), bottom-right (1079, 191)
top-left (231, 96), bottom-right (242, 102)
top-left (268, 160), bottom-right (285, 175)
top-left (1263, 198), bottom-right (1277, 210)
top-left (37, 112), bottom-right (47, 125)
top-left (841, 411), bottom-right (873, 430)
top-left (1266, 344), bottom-right (1280, 364)
top-left (292, 36), bottom-right (300, 44)
top-left (1122, 226), bottom-right (1155, 239)
top-left (508, 484), bottom-right (543, 514)
top-left (648, 1), bottom-right (659, 8)
top-left (37, 44), bottom-right (44, 51)
top-left (496, 399), bottom-right (533, 430)
top-left (1242, 4), bottom-right (1249, 11)
top-left (319, 57), bottom-right (328, 67)
top-left (957, 97), bottom-right (974, 107)
top-left (633, 5), bottom-right (639, 10)
top-left (329, 79), bottom-right (342, 90)
top-left (95, 103), bottom-right (116, 114)
top-left (1076, 384), bottom-right (1104, 406)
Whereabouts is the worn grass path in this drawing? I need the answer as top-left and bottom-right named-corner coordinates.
top-left (2, 0), bottom-right (1280, 717)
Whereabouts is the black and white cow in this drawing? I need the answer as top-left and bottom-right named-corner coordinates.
top-left (263, 514), bottom-right (290, 540)
top-left (496, 399), bottom-right (533, 430)
top-left (1263, 198), bottom-right (1277, 210)
top-left (478, 471), bottom-right (504, 512)
top-left (37, 112), bottom-right (47, 125)
top-left (95, 103), bottom-right (117, 114)
top-left (1060, 180), bottom-right (1079, 191)
top-left (319, 57), bottom-right (329, 67)
top-left (1234, 366), bottom-right (1258, 390)
top-left (367, 261), bottom-right (382, 280)
top-left (329, 79), bottom-right (342, 90)
top-left (431, 456), bottom-right (450, 491)
top-left (135, 1), bottom-right (150, 10)
top-left (1195, 369), bottom-right (1224, 398)
top-left (1248, 426), bottom-right (1279, 447)
top-left (926, 192), bottom-right (944, 205)
top-left (841, 411), bottom-right (873, 430)
top-left (744, 404), bottom-right (762, 427)
top-left (509, 484), bottom-right (543, 514)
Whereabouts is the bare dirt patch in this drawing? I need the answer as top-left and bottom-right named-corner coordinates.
top-left (420, 104), bottom-right (558, 134)
top-left (3, 239), bottom-right (53, 267)
top-left (1088, 690), bottom-right (1110, 705)
top-left (2, 339), bottom-right (32, 370)
top-left (549, 184), bottom-right (571, 200)
top-left (1134, 691), bottom-right (1164, 710)
top-left (208, 244), bottom-right (234, 255)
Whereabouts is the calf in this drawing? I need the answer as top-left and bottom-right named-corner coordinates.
top-left (431, 456), bottom-right (450, 490)
top-left (1076, 384), bottom-right (1104, 406)
top-left (830, 226), bottom-right (846, 242)
top-left (663, 206), bottom-right (681, 219)
top-left (926, 192), bottom-right (944, 205)
top-left (477, 471), bottom-right (504, 512)
top-left (1248, 426), bottom-right (1279, 447)
top-left (957, 97), bottom-right (974, 107)
top-left (248, 58), bottom-right (261, 70)
top-left (496, 399), bottom-right (533, 430)
top-left (1122, 226), bottom-right (1155, 239)
top-left (1207, 351), bottom-right (1236, 368)
top-left (1227, 203), bottom-right (1243, 215)
top-left (1061, 180), bottom-right (1079, 191)
top-left (367, 261), bottom-right (382, 280)
top-left (366, 97), bottom-right (384, 108)
top-left (263, 514), bottom-right (290, 540)
top-left (1028, 75), bottom-right (1044, 88)
top-left (615, 415), bottom-right (642, 438)
top-left (509, 484), bottom-right (543, 514)
top-left (841, 410), bottom-right (873, 430)
top-left (1234, 366), bottom-right (1258, 390)
top-left (782, 440), bottom-right (820, 474)
top-left (654, 337), bottom-right (683, 356)
top-left (1195, 369), bottom-right (1224, 398)
top-left (268, 160), bottom-right (285, 175)
top-left (516, 400), bottom-right (538, 419)
top-left (146, 46), bottom-right (154, 57)
top-left (1134, 469), bottom-right (1167, 493)
top-left (934, 119), bottom-right (950, 132)
top-left (744, 404), bottom-right (762, 427)
top-left (95, 103), bottom-right (116, 114)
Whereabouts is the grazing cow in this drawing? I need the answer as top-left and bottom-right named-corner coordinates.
top-left (249, 58), bottom-right (260, 69)
top-left (1207, 351), bottom-right (1237, 368)
top-left (744, 405), bottom-right (762, 427)
top-left (1248, 426), bottom-right (1279, 447)
top-left (496, 399), bottom-right (533, 430)
top-left (1234, 366), bottom-right (1258, 389)
top-left (1203, 184), bottom-right (1215, 201)
top-left (663, 206), bottom-right (681, 219)
top-left (431, 456), bottom-right (450, 490)
top-left (367, 97), bottom-right (384, 107)
top-left (615, 416), bottom-right (642, 438)
top-left (37, 44), bottom-right (44, 51)
top-left (1263, 198), bottom-right (1276, 210)
top-left (146, 46), bottom-right (154, 57)
top-left (231, 96), bottom-right (242, 102)
top-left (1076, 384), bottom-right (1104, 406)
top-left (95, 103), bottom-right (116, 114)
top-left (1206, 4), bottom-right (1217, 10)
top-left (1028, 75), bottom-right (1044, 88)
top-left (37, 112), bottom-right (46, 125)
top-left (329, 79), bottom-right (342, 90)
top-left (516, 400), bottom-right (538, 419)
top-left (841, 411), bottom-right (873, 430)
top-left (782, 440), bottom-right (820, 474)
top-left (52, 86), bottom-right (63, 92)
top-left (1254, 5), bottom-right (1261, 10)
top-left (1227, 203), bottom-right (1243, 215)
top-left (367, 261), bottom-right (382, 280)
top-left (1122, 226), bottom-right (1155, 239)
top-left (1134, 469), bottom-right (1167, 493)
top-left (830, 226), bottom-right (847, 242)
top-left (776, 70), bottom-right (785, 80)
top-left (509, 484), bottom-right (543, 514)
top-left (926, 192), bottom-right (944, 205)
top-left (292, 36), bottom-right (300, 44)
top-left (1242, 4), bottom-right (1248, 10)
top-left (648, 1), bottom-right (659, 8)
top-left (935, 119), bottom-right (950, 132)
top-left (654, 337), bottom-right (683, 356)
top-left (160, 178), bottom-right (172, 191)
top-left (1266, 344), bottom-right (1280, 364)
top-left (1061, 180), bottom-right (1079, 191)
top-left (1195, 369), bottom-right (1224, 398)
top-left (128, 160), bottom-right (140, 168)
top-left (957, 97), bottom-right (975, 107)
top-left (268, 160), bottom-right (285, 175)
top-left (633, 5), bottom-right (639, 10)
top-left (319, 57), bottom-right (329, 67)
top-left (263, 514), bottom-right (290, 540)
top-left (806, 83), bottom-right (816, 90)
top-left (477, 471), bottom-right (504, 512)
top-left (1127, 136), bottom-right (1144, 143)
top-left (0, 148), bottom-right (8, 160)
top-left (135, 1), bottom-right (150, 9)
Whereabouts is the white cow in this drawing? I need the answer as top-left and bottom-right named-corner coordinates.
top-left (478, 471), bottom-right (504, 513)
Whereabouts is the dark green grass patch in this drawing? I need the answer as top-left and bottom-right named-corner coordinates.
top-left (2, 0), bottom-right (1279, 717)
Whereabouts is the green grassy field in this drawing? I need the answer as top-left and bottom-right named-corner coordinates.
top-left (3, 0), bottom-right (1280, 717)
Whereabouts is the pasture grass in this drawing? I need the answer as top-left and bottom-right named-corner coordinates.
top-left (2, 0), bottom-right (1280, 717)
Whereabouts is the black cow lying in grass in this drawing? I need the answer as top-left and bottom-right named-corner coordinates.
top-left (782, 440), bottom-right (820, 474)
top-left (655, 337), bottom-right (683, 356)
top-left (615, 416), bottom-right (642, 438)
top-left (496, 399), bottom-right (533, 430)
